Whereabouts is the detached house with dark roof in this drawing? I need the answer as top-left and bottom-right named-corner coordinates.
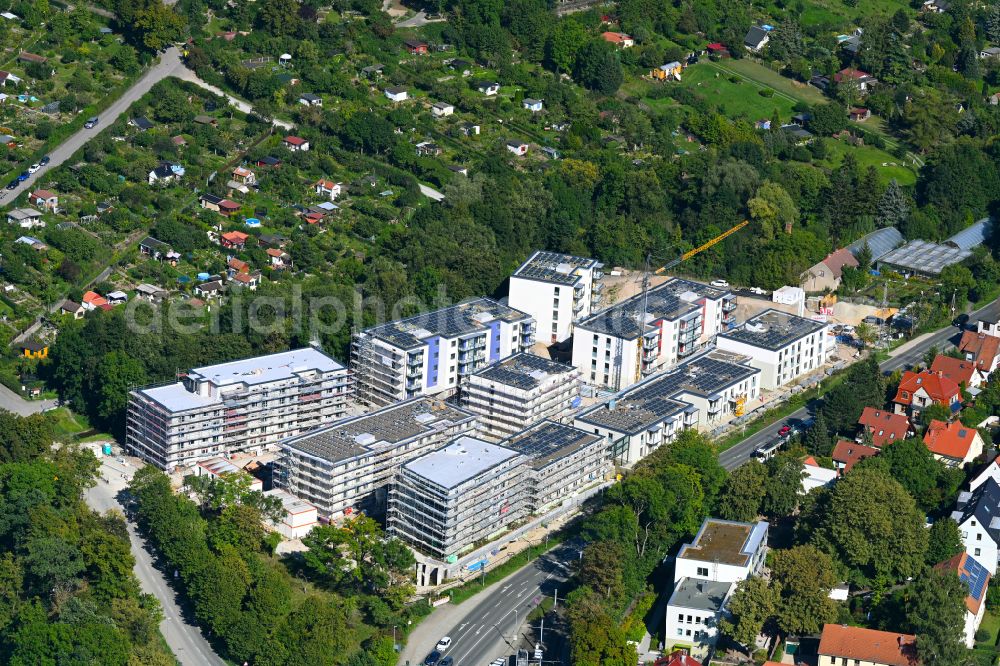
top-left (743, 26), bottom-right (770, 52)
top-left (893, 370), bottom-right (961, 418)
top-left (953, 477), bottom-right (1000, 574)
top-left (832, 439), bottom-right (879, 474)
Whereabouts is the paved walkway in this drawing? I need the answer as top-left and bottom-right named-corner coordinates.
top-left (173, 67), bottom-right (294, 130)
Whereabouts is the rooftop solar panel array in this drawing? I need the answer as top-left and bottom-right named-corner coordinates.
top-left (961, 555), bottom-right (991, 601)
top-left (577, 278), bottom-right (729, 338)
top-left (719, 309), bottom-right (826, 351)
top-left (577, 351), bottom-right (758, 433)
top-left (282, 398), bottom-right (476, 463)
top-left (513, 250), bottom-right (599, 286)
top-left (473, 352), bottom-right (576, 389)
top-left (364, 297), bottom-right (531, 349)
top-left (503, 420), bottom-right (602, 469)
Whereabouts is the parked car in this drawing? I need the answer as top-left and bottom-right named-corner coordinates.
top-left (489, 659), bottom-right (506, 666)
top-left (17, 172), bottom-right (29, 182)
top-left (27, 163), bottom-right (40, 174)
top-left (39, 155), bottom-right (50, 166)
top-left (5, 181), bottom-right (17, 190)
top-left (436, 637), bottom-right (452, 652)
top-left (84, 116), bottom-right (99, 129)
top-left (778, 425), bottom-right (792, 437)
top-left (438, 658), bottom-right (454, 666)
top-left (748, 286), bottom-right (766, 295)
top-left (710, 279), bottom-right (730, 288)
top-left (423, 651), bottom-right (441, 666)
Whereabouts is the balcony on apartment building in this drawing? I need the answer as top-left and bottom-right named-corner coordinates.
top-left (458, 336), bottom-right (487, 352)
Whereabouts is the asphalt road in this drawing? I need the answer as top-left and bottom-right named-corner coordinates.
top-left (0, 48), bottom-right (187, 204)
top-left (85, 456), bottom-right (226, 666)
top-left (719, 297), bottom-right (1000, 471)
top-left (412, 543), bottom-right (575, 666)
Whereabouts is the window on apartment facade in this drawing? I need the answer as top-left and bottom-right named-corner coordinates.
top-left (975, 548), bottom-right (981, 556)
top-left (697, 567), bottom-right (708, 576)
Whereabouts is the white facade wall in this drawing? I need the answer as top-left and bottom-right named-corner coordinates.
top-left (958, 517), bottom-right (1000, 575)
top-left (716, 329), bottom-right (828, 390)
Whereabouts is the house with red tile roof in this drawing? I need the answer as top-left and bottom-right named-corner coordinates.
top-left (817, 624), bottom-right (918, 666)
top-left (28, 189), bottom-right (58, 212)
top-left (832, 439), bottom-right (879, 475)
top-left (266, 247), bottom-right (291, 268)
top-left (653, 652), bottom-right (701, 666)
top-left (229, 271), bottom-right (261, 290)
top-left (833, 67), bottom-right (878, 91)
top-left (857, 407), bottom-right (912, 447)
top-left (893, 370), bottom-right (961, 418)
top-left (315, 179), bottom-right (341, 200)
top-left (935, 552), bottom-right (991, 647)
top-left (802, 247), bottom-right (859, 292)
top-left (930, 354), bottom-right (987, 388)
top-left (227, 257), bottom-right (249, 274)
top-left (81, 290), bottom-right (109, 311)
top-left (283, 135), bottom-right (310, 151)
top-left (923, 419), bottom-right (984, 467)
top-left (220, 231), bottom-right (249, 249)
top-left (601, 31), bottom-right (634, 48)
top-left (959, 330), bottom-right (1000, 374)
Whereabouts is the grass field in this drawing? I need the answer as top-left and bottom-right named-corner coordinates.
top-left (820, 138), bottom-right (917, 186)
top-left (713, 59), bottom-right (828, 106)
top-left (677, 63), bottom-right (799, 121)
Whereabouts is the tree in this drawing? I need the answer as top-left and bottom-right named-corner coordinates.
top-left (860, 438), bottom-right (945, 512)
top-left (748, 181), bottom-right (799, 239)
top-left (656, 429), bottom-right (727, 509)
top-left (770, 545), bottom-right (838, 635)
top-left (761, 453), bottom-right (804, 518)
top-left (808, 103), bottom-right (848, 136)
top-left (95, 351), bottom-right (147, 425)
top-left (133, 3), bottom-right (185, 51)
top-left (939, 263), bottom-right (975, 311)
top-left (717, 461), bottom-right (767, 522)
top-left (565, 587), bottom-right (638, 666)
top-left (925, 519), bottom-right (964, 566)
top-left (579, 541), bottom-right (625, 600)
top-left (573, 41), bottom-right (624, 95)
top-left (876, 179), bottom-right (910, 229)
top-left (988, 4), bottom-right (1000, 44)
top-left (767, 19), bottom-right (803, 62)
top-left (803, 411), bottom-right (833, 457)
top-left (546, 19), bottom-right (587, 73)
top-left (810, 467), bottom-right (928, 584)
top-left (257, 0), bottom-right (300, 35)
top-left (854, 321), bottom-right (877, 348)
top-left (904, 568), bottom-right (969, 666)
top-left (718, 576), bottom-right (777, 648)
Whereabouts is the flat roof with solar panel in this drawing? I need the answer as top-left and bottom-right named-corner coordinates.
top-left (280, 397), bottom-right (477, 464)
top-left (473, 352), bottom-right (576, 390)
top-left (576, 351), bottom-right (759, 434)
top-left (718, 309), bottom-right (826, 351)
top-left (576, 278), bottom-right (730, 339)
top-left (512, 250), bottom-right (601, 286)
top-left (503, 420), bottom-right (602, 470)
top-left (363, 297), bottom-right (531, 349)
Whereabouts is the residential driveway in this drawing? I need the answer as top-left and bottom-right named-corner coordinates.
top-left (85, 456), bottom-right (226, 666)
top-left (396, 11), bottom-right (447, 27)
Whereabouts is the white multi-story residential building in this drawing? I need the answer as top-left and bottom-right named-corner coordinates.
top-left (274, 398), bottom-right (478, 520)
top-left (503, 420), bottom-right (609, 514)
top-left (126, 348), bottom-right (352, 471)
top-left (351, 298), bottom-right (535, 406)
top-left (665, 519), bottom-right (769, 659)
top-left (508, 251), bottom-right (604, 344)
top-left (665, 579), bottom-right (733, 659)
top-left (388, 436), bottom-right (527, 585)
top-left (674, 519), bottom-right (769, 586)
top-left (572, 278), bottom-right (736, 391)
top-left (460, 352), bottom-right (581, 440)
top-left (952, 477), bottom-right (1000, 575)
top-left (716, 309), bottom-right (829, 390)
top-left (575, 352), bottom-right (759, 465)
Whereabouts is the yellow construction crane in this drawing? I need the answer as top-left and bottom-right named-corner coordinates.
top-left (614, 220), bottom-right (751, 390)
top-left (653, 220), bottom-right (750, 275)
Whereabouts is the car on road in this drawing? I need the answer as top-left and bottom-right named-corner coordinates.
top-left (423, 651), bottom-right (442, 666)
top-left (27, 163), bottom-right (40, 174)
top-left (84, 116), bottom-right (99, 129)
top-left (489, 659), bottom-right (506, 666)
top-left (17, 172), bottom-right (29, 182)
top-left (778, 425), bottom-right (792, 437)
top-left (436, 637), bottom-right (452, 651)
top-left (438, 658), bottom-right (454, 666)
top-left (39, 155), bottom-right (50, 166)
top-left (5, 181), bottom-right (17, 190)
top-left (710, 279), bottom-right (729, 288)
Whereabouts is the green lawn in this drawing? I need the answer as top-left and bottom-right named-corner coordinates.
top-left (46, 408), bottom-right (92, 439)
top-left (676, 63), bottom-right (799, 121)
top-left (714, 59), bottom-right (828, 107)
top-left (820, 138), bottom-right (917, 186)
